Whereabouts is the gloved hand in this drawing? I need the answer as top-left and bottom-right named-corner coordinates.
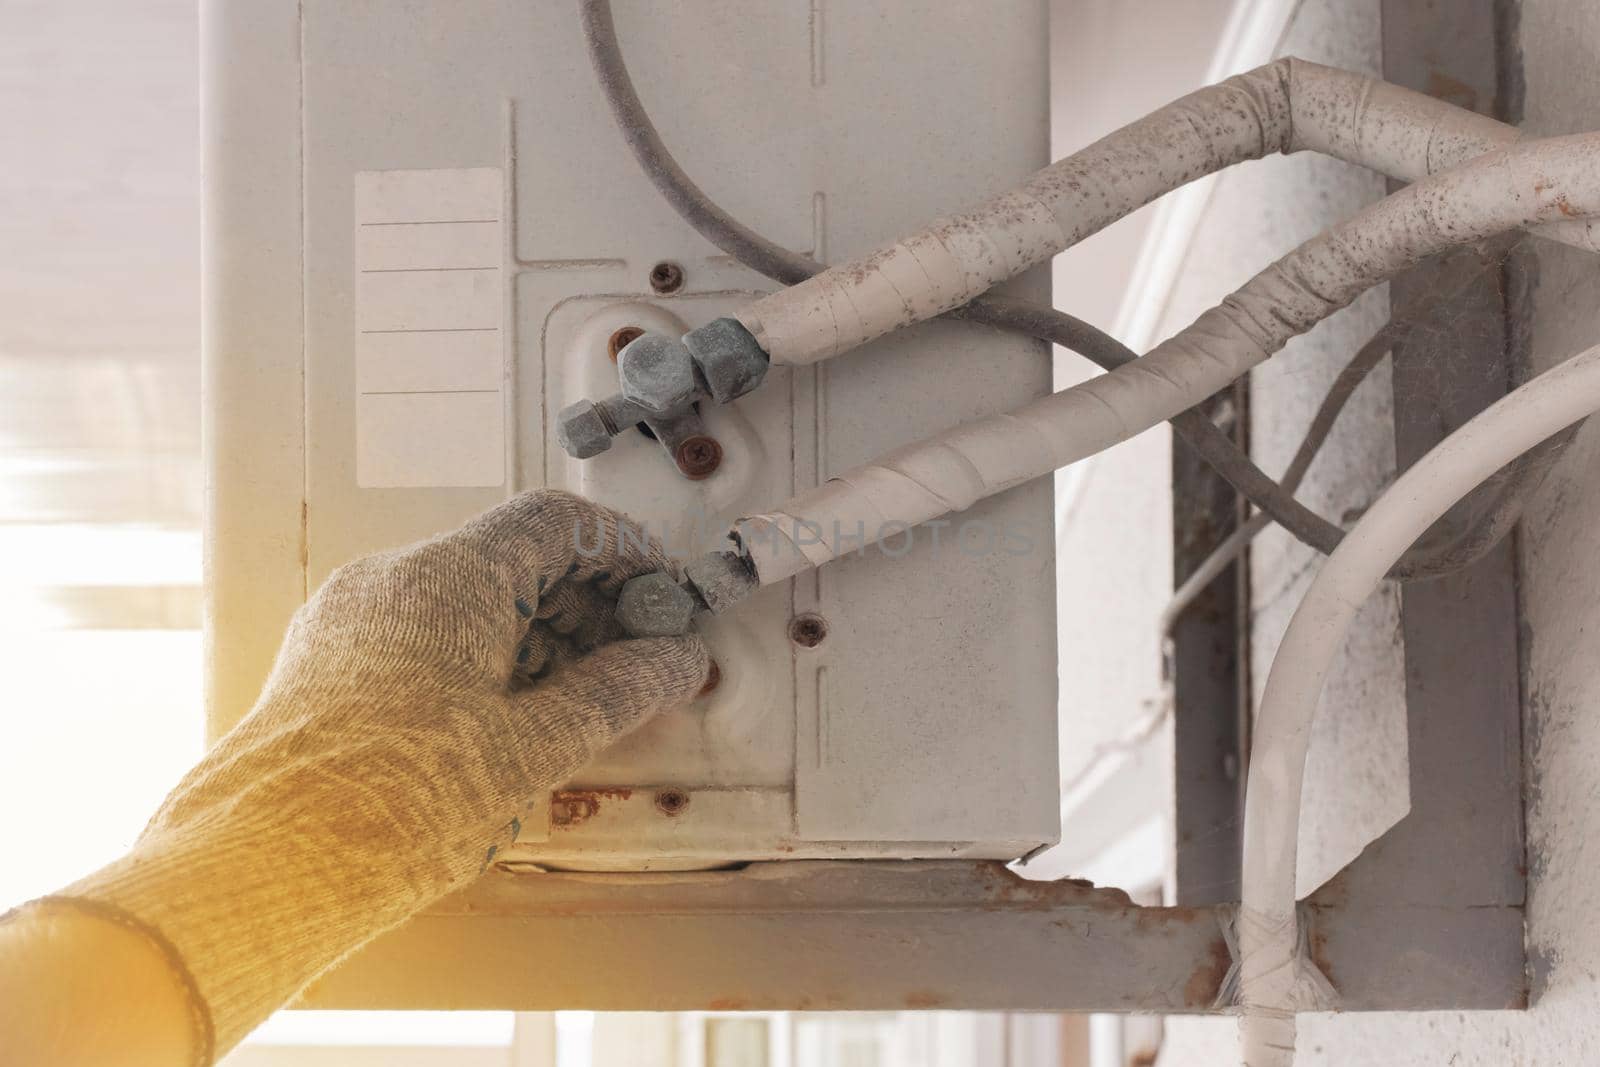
top-left (35, 490), bottom-right (709, 1064)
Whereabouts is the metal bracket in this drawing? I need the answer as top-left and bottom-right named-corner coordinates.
top-left (297, 862), bottom-right (1233, 1012)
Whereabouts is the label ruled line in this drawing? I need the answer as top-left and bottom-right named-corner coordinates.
top-left (359, 327), bottom-right (499, 335)
top-left (360, 388), bottom-right (501, 396)
top-left (359, 266), bottom-right (498, 274)
top-left (359, 218), bottom-right (500, 227)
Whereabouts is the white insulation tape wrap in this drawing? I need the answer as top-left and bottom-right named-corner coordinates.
top-left (738, 132), bottom-right (1600, 584)
top-left (734, 58), bottom-right (1597, 368)
top-left (1233, 905), bottom-right (1339, 1067)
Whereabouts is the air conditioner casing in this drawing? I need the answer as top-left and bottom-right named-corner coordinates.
top-left (205, 0), bottom-right (1058, 871)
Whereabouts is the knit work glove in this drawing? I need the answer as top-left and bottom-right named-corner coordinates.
top-left (43, 490), bottom-right (709, 1063)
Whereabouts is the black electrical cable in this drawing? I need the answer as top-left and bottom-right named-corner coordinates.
top-left (579, 0), bottom-right (1565, 581)
top-left (580, 0), bottom-right (817, 287)
top-left (983, 292), bottom-right (1571, 582)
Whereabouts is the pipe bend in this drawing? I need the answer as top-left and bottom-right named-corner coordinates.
top-left (1238, 344), bottom-right (1600, 1065)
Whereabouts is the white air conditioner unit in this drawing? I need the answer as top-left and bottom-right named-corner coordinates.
top-left (205, 0), bottom-right (1056, 877)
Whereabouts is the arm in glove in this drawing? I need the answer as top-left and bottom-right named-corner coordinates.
top-left (0, 491), bottom-right (708, 1066)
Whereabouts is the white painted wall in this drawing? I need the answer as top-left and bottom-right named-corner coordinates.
top-left (1044, 0), bottom-right (1234, 883)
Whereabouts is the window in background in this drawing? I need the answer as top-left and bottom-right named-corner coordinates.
top-left (0, 0), bottom-right (204, 907)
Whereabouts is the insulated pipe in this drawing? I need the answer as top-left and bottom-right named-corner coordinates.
top-left (582, 9), bottom-right (1561, 590)
top-left (735, 57), bottom-right (1595, 367)
top-left (583, 0), bottom-right (1443, 568)
top-left (735, 133), bottom-right (1600, 584)
top-left (1236, 344), bottom-right (1600, 1066)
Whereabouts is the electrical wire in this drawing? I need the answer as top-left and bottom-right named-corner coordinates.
top-left (579, 0), bottom-right (816, 287)
top-left (579, 0), bottom-right (1563, 586)
top-left (1160, 320), bottom-right (1399, 635)
top-left (1162, 296), bottom-right (1575, 627)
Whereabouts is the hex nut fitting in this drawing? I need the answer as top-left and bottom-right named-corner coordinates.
top-left (556, 398), bottom-right (616, 459)
top-left (683, 318), bottom-right (769, 405)
top-left (683, 551), bottom-right (758, 614)
top-left (618, 333), bottom-right (700, 415)
top-left (616, 571), bottom-right (698, 637)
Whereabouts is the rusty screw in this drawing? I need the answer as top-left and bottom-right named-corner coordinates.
top-left (655, 788), bottom-right (690, 816)
top-left (789, 613), bottom-right (828, 648)
top-left (674, 434), bottom-right (723, 479)
top-left (607, 325), bottom-right (645, 362)
top-left (698, 659), bottom-right (722, 697)
top-left (649, 260), bottom-right (685, 294)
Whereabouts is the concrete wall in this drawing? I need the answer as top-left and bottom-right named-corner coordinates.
top-left (1161, 0), bottom-right (1600, 1063)
top-left (1154, 0), bottom-right (1409, 903)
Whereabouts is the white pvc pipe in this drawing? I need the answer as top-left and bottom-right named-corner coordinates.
top-left (1237, 343), bottom-right (1600, 1066)
top-left (735, 132), bottom-right (1600, 584)
top-left (735, 57), bottom-right (1595, 367)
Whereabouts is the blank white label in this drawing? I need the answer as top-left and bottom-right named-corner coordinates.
top-left (354, 168), bottom-right (504, 488)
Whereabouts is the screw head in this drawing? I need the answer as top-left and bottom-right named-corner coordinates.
top-left (655, 788), bottom-right (690, 816)
top-left (649, 261), bottom-right (685, 294)
top-left (608, 325), bottom-right (645, 362)
top-left (789, 613), bottom-right (828, 648)
top-left (674, 435), bottom-right (723, 479)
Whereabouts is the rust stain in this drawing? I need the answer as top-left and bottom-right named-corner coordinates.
top-left (298, 500), bottom-right (310, 577)
top-left (1555, 194), bottom-right (1581, 218)
top-left (654, 788), bottom-right (690, 816)
top-left (549, 787), bottom-right (634, 828)
top-left (801, 993), bottom-right (847, 1010)
top-left (698, 659), bottom-right (722, 697)
top-left (703, 994), bottom-right (849, 1012)
top-left (1130, 1051), bottom-right (1159, 1067)
top-left (1135, 904), bottom-right (1205, 931)
top-left (903, 990), bottom-right (947, 1009)
top-left (971, 861), bottom-right (1134, 911)
top-left (606, 325), bottom-right (644, 362)
top-left (1425, 70), bottom-right (1479, 111)
top-left (1308, 922), bottom-right (1337, 990)
top-left (1184, 935), bottom-right (1233, 1007)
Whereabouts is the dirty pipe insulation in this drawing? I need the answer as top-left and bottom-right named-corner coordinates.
top-left (581, 0), bottom-right (1565, 583)
top-left (735, 133), bottom-right (1600, 584)
top-left (581, 6), bottom-right (1600, 1065)
top-left (736, 55), bottom-right (1596, 367)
